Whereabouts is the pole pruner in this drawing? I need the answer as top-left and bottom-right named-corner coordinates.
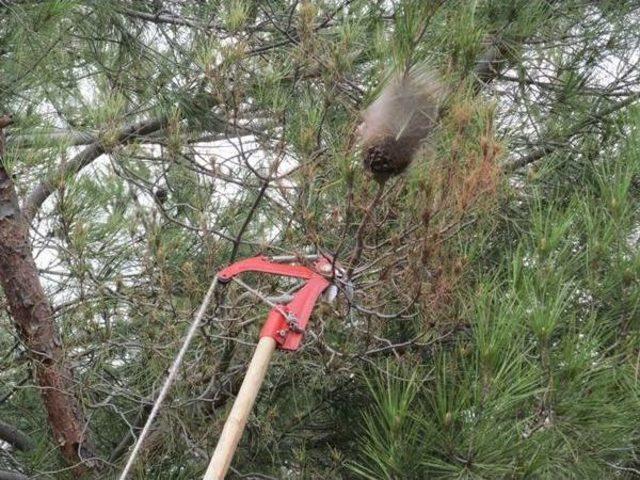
top-left (203, 254), bottom-right (342, 479)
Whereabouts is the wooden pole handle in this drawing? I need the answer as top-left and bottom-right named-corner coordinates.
top-left (203, 336), bottom-right (277, 480)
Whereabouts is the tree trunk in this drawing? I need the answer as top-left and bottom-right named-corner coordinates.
top-left (0, 117), bottom-right (97, 475)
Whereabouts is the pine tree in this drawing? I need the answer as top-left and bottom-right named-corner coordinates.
top-left (0, 1), bottom-right (639, 479)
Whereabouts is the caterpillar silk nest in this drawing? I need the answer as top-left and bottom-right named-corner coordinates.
top-left (357, 65), bottom-right (446, 183)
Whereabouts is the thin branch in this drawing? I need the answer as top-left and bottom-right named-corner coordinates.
top-left (8, 130), bottom-right (97, 148)
top-left (229, 180), bottom-right (269, 262)
top-left (117, 7), bottom-right (209, 30)
top-left (347, 183), bottom-right (385, 277)
top-left (505, 91), bottom-right (640, 171)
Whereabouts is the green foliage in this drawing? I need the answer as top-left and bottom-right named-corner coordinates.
top-left (351, 366), bottom-right (423, 479)
top-left (353, 111), bottom-right (640, 478)
top-left (1, 1), bottom-right (640, 479)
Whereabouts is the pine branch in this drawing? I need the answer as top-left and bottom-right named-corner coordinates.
top-left (0, 421), bottom-right (33, 452)
top-left (21, 117), bottom-right (167, 222)
top-left (505, 91), bottom-right (640, 171)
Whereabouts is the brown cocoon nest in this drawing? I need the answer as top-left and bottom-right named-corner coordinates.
top-left (358, 65), bottom-right (446, 183)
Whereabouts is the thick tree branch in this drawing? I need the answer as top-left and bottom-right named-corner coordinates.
top-left (0, 421), bottom-right (34, 452)
top-left (22, 117), bottom-right (167, 222)
top-left (0, 471), bottom-right (29, 480)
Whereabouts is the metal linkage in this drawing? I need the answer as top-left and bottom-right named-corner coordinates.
top-left (217, 255), bottom-right (337, 351)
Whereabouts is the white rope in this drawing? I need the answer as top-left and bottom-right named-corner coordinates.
top-left (118, 274), bottom-right (219, 480)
